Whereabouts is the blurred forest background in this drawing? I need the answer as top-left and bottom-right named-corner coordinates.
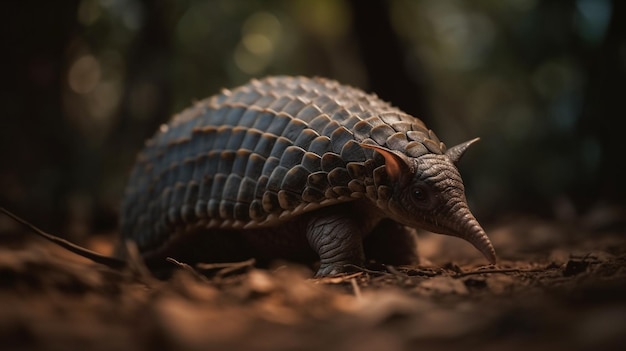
top-left (1, 0), bottom-right (624, 241)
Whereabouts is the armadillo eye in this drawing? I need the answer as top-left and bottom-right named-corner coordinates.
top-left (413, 187), bottom-right (426, 201)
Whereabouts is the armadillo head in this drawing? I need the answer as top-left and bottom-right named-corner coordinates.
top-left (362, 138), bottom-right (496, 264)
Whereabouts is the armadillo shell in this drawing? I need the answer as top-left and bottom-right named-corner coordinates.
top-left (121, 76), bottom-right (445, 252)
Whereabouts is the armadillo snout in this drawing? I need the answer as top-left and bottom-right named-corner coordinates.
top-left (450, 207), bottom-right (496, 264)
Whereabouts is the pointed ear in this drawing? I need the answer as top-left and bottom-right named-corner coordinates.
top-left (445, 137), bottom-right (480, 164)
top-left (360, 143), bottom-right (412, 182)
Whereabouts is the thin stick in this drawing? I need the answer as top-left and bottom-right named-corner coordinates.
top-left (195, 258), bottom-right (256, 271)
top-left (0, 207), bottom-right (126, 270)
top-left (384, 265), bottom-right (407, 277)
top-left (454, 267), bottom-right (546, 278)
top-left (350, 278), bottom-right (362, 299)
top-left (344, 264), bottom-right (387, 275)
top-left (314, 272), bottom-right (363, 284)
top-left (166, 257), bottom-right (210, 283)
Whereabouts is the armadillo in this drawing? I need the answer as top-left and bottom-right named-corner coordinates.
top-left (120, 76), bottom-right (496, 276)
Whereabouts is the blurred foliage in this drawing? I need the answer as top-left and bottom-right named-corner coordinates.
top-left (1, 0), bottom-right (624, 237)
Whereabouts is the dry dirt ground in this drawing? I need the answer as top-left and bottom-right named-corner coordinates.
top-left (0, 212), bottom-right (625, 351)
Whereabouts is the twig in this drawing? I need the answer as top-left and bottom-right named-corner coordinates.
top-left (166, 257), bottom-right (193, 270)
top-left (344, 264), bottom-right (388, 276)
top-left (196, 258), bottom-right (256, 277)
top-left (384, 265), bottom-right (407, 277)
top-left (454, 267), bottom-right (546, 278)
top-left (166, 257), bottom-right (210, 283)
top-left (315, 272), bottom-right (363, 284)
top-left (350, 278), bottom-right (362, 299)
top-left (195, 258), bottom-right (256, 270)
top-left (0, 207), bottom-right (126, 270)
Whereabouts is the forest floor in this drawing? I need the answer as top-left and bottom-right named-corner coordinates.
top-left (0, 210), bottom-right (625, 351)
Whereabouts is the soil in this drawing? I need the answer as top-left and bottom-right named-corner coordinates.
top-left (0, 213), bottom-right (625, 351)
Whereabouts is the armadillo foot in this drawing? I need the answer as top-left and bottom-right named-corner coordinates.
top-left (306, 214), bottom-right (365, 277)
top-left (315, 262), bottom-right (362, 277)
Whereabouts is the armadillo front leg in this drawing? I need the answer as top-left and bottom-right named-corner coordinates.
top-left (306, 214), bottom-right (366, 277)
